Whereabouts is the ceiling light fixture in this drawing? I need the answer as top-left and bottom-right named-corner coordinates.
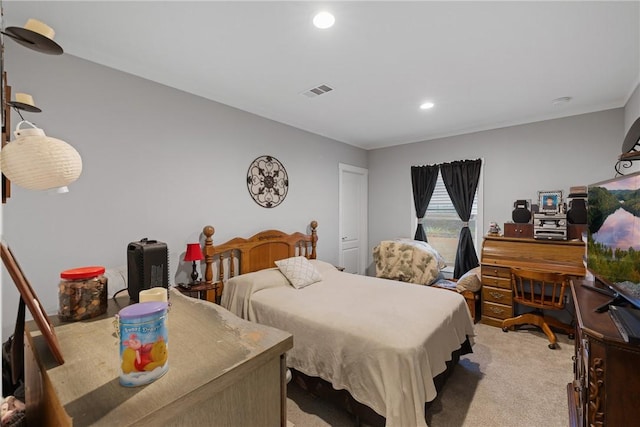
top-left (420, 102), bottom-right (435, 110)
top-left (313, 12), bottom-right (335, 29)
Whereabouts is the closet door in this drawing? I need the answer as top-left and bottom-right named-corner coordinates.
top-left (339, 163), bottom-right (368, 274)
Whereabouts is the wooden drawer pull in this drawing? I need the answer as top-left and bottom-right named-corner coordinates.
top-left (489, 291), bottom-right (504, 299)
top-left (488, 306), bottom-right (505, 315)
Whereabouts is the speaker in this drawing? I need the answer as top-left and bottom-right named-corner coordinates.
top-left (567, 199), bottom-right (587, 224)
top-left (512, 199), bottom-right (532, 223)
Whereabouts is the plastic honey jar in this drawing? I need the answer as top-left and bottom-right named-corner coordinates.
top-left (58, 266), bottom-right (108, 321)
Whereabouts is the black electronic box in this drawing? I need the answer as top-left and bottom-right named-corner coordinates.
top-left (127, 238), bottom-right (169, 302)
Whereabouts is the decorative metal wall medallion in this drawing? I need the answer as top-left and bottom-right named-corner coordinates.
top-left (246, 155), bottom-right (289, 208)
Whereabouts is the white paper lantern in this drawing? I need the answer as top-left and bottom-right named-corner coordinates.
top-left (0, 121), bottom-right (82, 191)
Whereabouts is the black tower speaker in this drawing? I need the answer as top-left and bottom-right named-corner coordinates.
top-left (512, 199), bottom-right (532, 223)
top-left (127, 238), bottom-right (169, 302)
top-left (567, 199), bottom-right (587, 224)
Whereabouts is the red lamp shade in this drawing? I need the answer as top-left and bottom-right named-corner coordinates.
top-left (184, 243), bottom-right (203, 262)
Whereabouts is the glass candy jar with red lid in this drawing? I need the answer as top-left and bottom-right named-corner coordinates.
top-left (59, 266), bottom-right (108, 321)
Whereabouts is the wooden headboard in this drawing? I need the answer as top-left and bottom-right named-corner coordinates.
top-left (201, 220), bottom-right (318, 303)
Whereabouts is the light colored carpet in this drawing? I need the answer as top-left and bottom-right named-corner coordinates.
top-left (287, 323), bottom-right (573, 427)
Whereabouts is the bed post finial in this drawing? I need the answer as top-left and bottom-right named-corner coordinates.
top-left (203, 225), bottom-right (215, 240)
top-left (202, 226), bottom-right (215, 294)
top-left (310, 220), bottom-right (318, 259)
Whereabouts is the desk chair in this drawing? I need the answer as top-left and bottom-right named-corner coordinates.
top-left (501, 268), bottom-right (574, 349)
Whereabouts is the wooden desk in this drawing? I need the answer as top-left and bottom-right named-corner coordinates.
top-left (480, 236), bottom-right (585, 327)
top-left (24, 288), bottom-right (293, 426)
top-left (569, 279), bottom-right (640, 427)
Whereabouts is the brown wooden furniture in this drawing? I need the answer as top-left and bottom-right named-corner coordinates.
top-left (480, 235), bottom-right (585, 327)
top-left (457, 289), bottom-right (481, 323)
top-left (464, 289), bottom-right (481, 322)
top-left (503, 222), bottom-right (586, 240)
top-left (568, 279), bottom-right (640, 427)
top-left (1, 242), bottom-right (64, 369)
top-left (2, 72), bottom-right (11, 203)
top-left (501, 268), bottom-right (573, 348)
top-left (503, 222), bottom-right (533, 238)
top-left (202, 222), bottom-right (318, 303)
top-left (175, 281), bottom-right (215, 300)
top-left (433, 282), bottom-right (481, 323)
top-left (24, 288), bottom-right (293, 426)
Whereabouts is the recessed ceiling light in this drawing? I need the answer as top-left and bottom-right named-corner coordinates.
top-left (313, 12), bottom-right (335, 29)
top-left (420, 102), bottom-right (435, 110)
top-left (552, 96), bottom-right (572, 106)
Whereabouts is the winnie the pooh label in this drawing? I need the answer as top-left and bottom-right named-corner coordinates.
top-left (117, 301), bottom-right (169, 387)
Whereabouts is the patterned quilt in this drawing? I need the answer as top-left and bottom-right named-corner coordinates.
top-left (373, 240), bottom-right (441, 286)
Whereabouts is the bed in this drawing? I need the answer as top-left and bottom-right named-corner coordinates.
top-left (200, 221), bottom-right (475, 427)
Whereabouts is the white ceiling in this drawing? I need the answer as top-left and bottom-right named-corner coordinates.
top-left (3, 1), bottom-right (639, 150)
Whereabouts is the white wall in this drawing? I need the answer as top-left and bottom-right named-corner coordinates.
top-left (1, 44), bottom-right (367, 339)
top-left (625, 83), bottom-right (640, 134)
top-left (368, 109), bottom-right (626, 270)
top-left (3, 46), bottom-right (638, 341)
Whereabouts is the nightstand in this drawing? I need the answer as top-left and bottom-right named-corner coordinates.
top-left (176, 281), bottom-right (215, 301)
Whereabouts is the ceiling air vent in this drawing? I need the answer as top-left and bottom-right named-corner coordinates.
top-left (302, 84), bottom-right (334, 98)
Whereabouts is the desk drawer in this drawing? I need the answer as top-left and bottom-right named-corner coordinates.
top-left (482, 286), bottom-right (513, 305)
top-left (482, 301), bottom-right (513, 320)
top-left (482, 265), bottom-right (511, 279)
top-left (481, 275), bottom-right (511, 289)
top-left (503, 223), bottom-right (534, 238)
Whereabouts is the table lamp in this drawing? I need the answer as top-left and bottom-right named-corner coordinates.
top-left (184, 243), bottom-right (204, 286)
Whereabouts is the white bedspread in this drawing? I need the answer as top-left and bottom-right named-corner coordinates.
top-left (222, 260), bottom-right (475, 427)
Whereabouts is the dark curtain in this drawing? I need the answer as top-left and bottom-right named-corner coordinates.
top-left (440, 159), bottom-right (482, 278)
top-left (411, 164), bottom-right (439, 242)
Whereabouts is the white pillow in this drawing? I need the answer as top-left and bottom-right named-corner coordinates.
top-left (456, 266), bottom-right (482, 292)
top-left (275, 256), bottom-right (323, 289)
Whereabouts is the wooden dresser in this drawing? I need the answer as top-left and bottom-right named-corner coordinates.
top-left (569, 279), bottom-right (640, 426)
top-left (480, 236), bottom-right (585, 327)
top-left (24, 288), bottom-right (293, 427)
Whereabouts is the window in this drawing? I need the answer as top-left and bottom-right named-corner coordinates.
top-left (422, 171), bottom-right (481, 270)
